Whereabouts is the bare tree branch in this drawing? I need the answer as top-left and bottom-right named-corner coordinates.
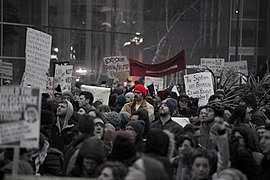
top-left (152, 0), bottom-right (201, 64)
top-left (165, 0), bottom-right (169, 32)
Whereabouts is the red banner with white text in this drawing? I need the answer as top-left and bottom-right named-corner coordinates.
top-left (129, 50), bottom-right (186, 77)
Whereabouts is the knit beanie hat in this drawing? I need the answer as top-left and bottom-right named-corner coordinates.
top-left (164, 98), bottom-right (177, 115)
top-left (106, 112), bottom-right (121, 130)
top-left (127, 120), bottom-right (145, 137)
top-left (78, 137), bottom-right (105, 162)
top-left (119, 111), bottom-right (131, 128)
top-left (110, 132), bottom-right (137, 161)
top-left (117, 95), bottom-right (126, 106)
top-left (157, 90), bottom-right (169, 101)
top-left (76, 114), bottom-right (95, 134)
top-left (61, 90), bottom-right (74, 101)
top-left (125, 92), bottom-right (135, 101)
top-left (241, 94), bottom-right (257, 109)
top-left (134, 84), bottom-right (147, 95)
top-left (206, 101), bottom-right (224, 117)
top-left (145, 128), bottom-right (169, 156)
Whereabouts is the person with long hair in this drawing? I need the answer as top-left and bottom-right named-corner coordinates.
top-left (97, 161), bottom-right (127, 180)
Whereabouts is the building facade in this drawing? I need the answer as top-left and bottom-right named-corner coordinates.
top-left (0, 0), bottom-right (269, 86)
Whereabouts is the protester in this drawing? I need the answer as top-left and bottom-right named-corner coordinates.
top-left (98, 161), bottom-right (128, 180)
top-left (70, 136), bottom-right (106, 177)
top-left (150, 98), bottom-right (183, 139)
top-left (121, 84), bottom-right (155, 122)
top-left (259, 124), bottom-right (270, 180)
top-left (78, 91), bottom-right (95, 113)
top-left (50, 100), bottom-right (76, 152)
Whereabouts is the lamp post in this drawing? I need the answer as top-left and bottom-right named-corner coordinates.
top-left (235, 0), bottom-right (240, 61)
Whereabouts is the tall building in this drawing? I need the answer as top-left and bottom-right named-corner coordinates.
top-left (0, 0), bottom-right (269, 86)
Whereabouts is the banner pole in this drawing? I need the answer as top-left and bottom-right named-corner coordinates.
top-left (12, 147), bottom-right (20, 176)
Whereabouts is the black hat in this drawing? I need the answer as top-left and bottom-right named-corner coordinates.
top-left (76, 114), bottom-right (94, 134)
top-left (110, 133), bottom-right (136, 161)
top-left (127, 120), bottom-right (145, 137)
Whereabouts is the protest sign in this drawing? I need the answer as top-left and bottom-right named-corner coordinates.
top-left (103, 56), bottom-right (129, 79)
top-left (0, 86), bottom-right (41, 148)
top-left (184, 72), bottom-right (214, 106)
top-left (144, 76), bottom-right (164, 91)
top-left (201, 58), bottom-right (225, 77)
top-left (221, 61), bottom-right (248, 87)
top-left (0, 62), bottom-right (13, 80)
top-left (24, 28), bottom-right (52, 92)
top-left (171, 117), bottom-right (190, 127)
top-left (54, 65), bottom-right (73, 92)
top-left (46, 77), bottom-right (54, 97)
top-left (81, 85), bottom-right (111, 105)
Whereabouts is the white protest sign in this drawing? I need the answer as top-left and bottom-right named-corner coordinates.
top-left (201, 58), bottom-right (225, 77)
top-left (81, 85), bottom-right (111, 105)
top-left (144, 76), bottom-right (164, 91)
top-left (221, 61), bottom-right (248, 86)
top-left (54, 65), bottom-right (73, 92)
top-left (171, 117), bottom-right (190, 127)
top-left (24, 28), bottom-right (52, 92)
top-left (103, 56), bottom-right (130, 79)
top-left (0, 62), bottom-right (13, 80)
top-left (184, 72), bottom-right (214, 106)
top-left (0, 86), bottom-right (41, 148)
top-left (46, 77), bottom-right (54, 97)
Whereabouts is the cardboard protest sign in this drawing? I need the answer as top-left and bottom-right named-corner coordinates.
top-left (184, 72), bottom-right (214, 106)
top-left (54, 65), bottom-right (73, 92)
top-left (46, 77), bottom-right (54, 97)
top-left (201, 58), bottom-right (225, 77)
top-left (144, 76), bottom-right (164, 91)
top-left (81, 85), bottom-right (111, 105)
top-left (103, 56), bottom-right (129, 79)
top-left (0, 62), bottom-right (13, 80)
top-left (24, 28), bottom-right (52, 92)
top-left (0, 86), bottom-right (41, 148)
top-left (221, 61), bottom-right (248, 87)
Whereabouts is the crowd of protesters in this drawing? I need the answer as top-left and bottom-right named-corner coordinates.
top-left (1, 80), bottom-right (270, 180)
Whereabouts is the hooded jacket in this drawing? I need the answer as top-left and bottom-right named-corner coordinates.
top-left (50, 101), bottom-right (76, 152)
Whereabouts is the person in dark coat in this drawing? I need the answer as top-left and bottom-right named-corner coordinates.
top-left (70, 136), bottom-right (106, 177)
top-left (63, 114), bottom-right (95, 175)
top-left (230, 127), bottom-right (261, 180)
top-left (150, 98), bottom-right (183, 139)
top-left (260, 124), bottom-right (270, 180)
top-left (50, 100), bottom-right (76, 152)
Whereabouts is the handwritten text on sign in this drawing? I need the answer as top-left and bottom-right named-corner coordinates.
top-left (184, 72), bottom-right (214, 106)
top-left (103, 56), bottom-right (129, 79)
top-left (54, 65), bottom-right (73, 91)
top-left (201, 58), bottom-right (225, 77)
top-left (0, 86), bottom-right (41, 148)
top-left (24, 28), bottom-right (52, 92)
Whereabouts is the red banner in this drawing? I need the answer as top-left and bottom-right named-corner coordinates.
top-left (129, 50), bottom-right (186, 77)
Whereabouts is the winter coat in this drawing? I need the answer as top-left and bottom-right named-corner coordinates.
top-left (38, 147), bottom-right (64, 176)
top-left (150, 118), bottom-right (183, 139)
top-left (260, 156), bottom-right (270, 180)
top-left (121, 100), bottom-right (155, 122)
top-left (50, 101), bottom-right (76, 152)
